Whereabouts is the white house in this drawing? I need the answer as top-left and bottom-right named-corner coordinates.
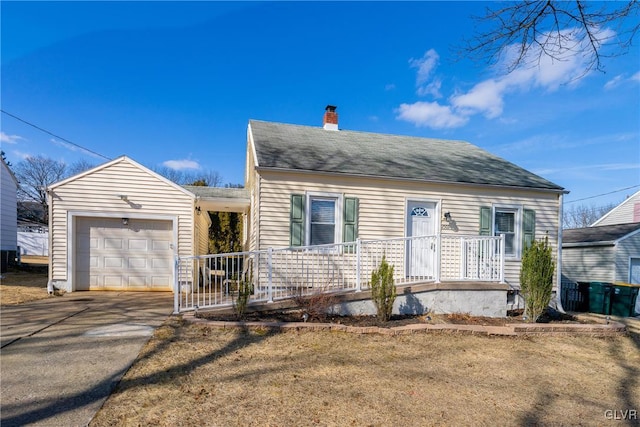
top-left (48, 107), bottom-right (567, 317)
top-left (1, 157), bottom-right (18, 273)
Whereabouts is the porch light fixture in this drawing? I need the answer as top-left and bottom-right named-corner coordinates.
top-left (119, 194), bottom-right (129, 201)
top-left (122, 218), bottom-right (129, 226)
top-left (444, 212), bottom-right (452, 222)
top-left (195, 206), bottom-right (202, 215)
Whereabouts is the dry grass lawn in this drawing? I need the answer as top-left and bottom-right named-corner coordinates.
top-left (91, 317), bottom-right (640, 427)
top-left (0, 270), bottom-right (55, 305)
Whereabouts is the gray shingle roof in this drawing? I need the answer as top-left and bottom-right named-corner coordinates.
top-left (183, 186), bottom-right (249, 199)
top-left (563, 222), bottom-right (640, 244)
top-left (249, 120), bottom-right (564, 191)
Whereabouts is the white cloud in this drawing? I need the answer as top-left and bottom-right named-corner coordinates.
top-left (163, 159), bottom-right (201, 170)
top-left (396, 102), bottom-right (468, 129)
top-left (397, 28), bottom-right (611, 129)
top-left (604, 71), bottom-right (640, 90)
top-left (1, 131), bottom-right (25, 144)
top-left (50, 138), bottom-right (104, 159)
top-left (410, 49), bottom-right (442, 98)
top-left (533, 162), bottom-right (639, 177)
top-left (450, 79), bottom-right (506, 119)
top-left (604, 74), bottom-right (625, 90)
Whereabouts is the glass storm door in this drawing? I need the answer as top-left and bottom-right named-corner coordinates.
top-left (406, 202), bottom-right (436, 277)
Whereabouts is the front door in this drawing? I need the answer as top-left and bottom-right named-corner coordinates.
top-left (406, 201), bottom-right (437, 277)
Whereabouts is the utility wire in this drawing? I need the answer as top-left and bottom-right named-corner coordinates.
top-left (1, 109), bottom-right (110, 160)
top-left (565, 184), bottom-right (640, 204)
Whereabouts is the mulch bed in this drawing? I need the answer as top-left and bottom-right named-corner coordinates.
top-left (195, 308), bottom-right (587, 328)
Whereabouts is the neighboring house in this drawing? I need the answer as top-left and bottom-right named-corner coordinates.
top-left (47, 156), bottom-right (248, 292)
top-left (562, 223), bottom-right (640, 316)
top-left (49, 107), bottom-right (567, 317)
top-left (591, 189), bottom-right (640, 226)
top-left (17, 221), bottom-right (49, 257)
top-left (562, 223), bottom-right (640, 285)
top-left (1, 157), bottom-right (18, 273)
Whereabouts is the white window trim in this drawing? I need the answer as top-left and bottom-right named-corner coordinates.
top-left (492, 204), bottom-right (522, 260)
top-left (305, 192), bottom-right (343, 246)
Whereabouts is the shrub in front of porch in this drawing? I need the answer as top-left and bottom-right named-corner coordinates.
top-left (520, 237), bottom-right (555, 323)
top-left (370, 255), bottom-right (397, 322)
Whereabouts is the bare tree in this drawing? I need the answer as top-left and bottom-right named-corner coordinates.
top-left (563, 201), bottom-right (617, 229)
top-left (461, 1), bottom-right (639, 75)
top-left (154, 166), bottom-right (223, 187)
top-left (14, 155), bottom-right (67, 223)
top-left (67, 159), bottom-right (95, 176)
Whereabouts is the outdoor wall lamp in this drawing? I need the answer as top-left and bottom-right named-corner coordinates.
top-left (119, 194), bottom-right (129, 201)
top-left (195, 206), bottom-right (202, 215)
top-left (444, 212), bottom-right (452, 222)
top-left (122, 218), bottom-right (129, 226)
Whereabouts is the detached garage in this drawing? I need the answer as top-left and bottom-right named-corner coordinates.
top-left (48, 156), bottom-right (211, 292)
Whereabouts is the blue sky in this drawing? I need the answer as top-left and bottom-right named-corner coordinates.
top-left (2, 1), bottom-right (638, 208)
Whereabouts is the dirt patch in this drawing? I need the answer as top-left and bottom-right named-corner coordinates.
top-left (195, 308), bottom-right (587, 327)
top-left (0, 270), bottom-right (62, 305)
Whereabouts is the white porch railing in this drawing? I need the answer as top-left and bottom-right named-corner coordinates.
top-left (174, 234), bottom-right (504, 313)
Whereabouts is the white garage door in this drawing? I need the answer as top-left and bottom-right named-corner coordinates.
top-left (75, 217), bottom-right (174, 291)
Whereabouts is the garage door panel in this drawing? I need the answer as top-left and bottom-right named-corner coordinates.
top-left (129, 239), bottom-right (148, 250)
top-left (104, 257), bottom-right (124, 268)
top-left (152, 240), bottom-right (171, 251)
top-left (128, 257), bottom-right (147, 269)
top-left (104, 238), bottom-right (123, 250)
top-left (75, 217), bottom-right (173, 291)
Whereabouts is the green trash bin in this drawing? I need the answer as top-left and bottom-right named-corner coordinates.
top-left (588, 282), bottom-right (612, 315)
top-left (610, 284), bottom-right (640, 317)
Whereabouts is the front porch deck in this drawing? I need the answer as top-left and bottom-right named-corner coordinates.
top-left (175, 234), bottom-right (506, 313)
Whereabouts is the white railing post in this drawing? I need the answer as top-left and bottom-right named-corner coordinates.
top-left (173, 255), bottom-right (180, 314)
top-left (355, 239), bottom-right (362, 292)
top-left (267, 247), bottom-right (273, 302)
top-left (435, 234), bottom-right (441, 283)
top-left (499, 234), bottom-right (506, 283)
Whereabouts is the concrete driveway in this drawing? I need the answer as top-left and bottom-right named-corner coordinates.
top-left (1, 292), bottom-right (173, 427)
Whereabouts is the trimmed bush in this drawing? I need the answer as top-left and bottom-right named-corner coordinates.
top-left (520, 236), bottom-right (555, 322)
top-left (370, 255), bottom-right (396, 322)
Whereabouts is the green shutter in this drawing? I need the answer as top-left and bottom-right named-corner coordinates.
top-left (479, 207), bottom-right (492, 236)
top-left (522, 209), bottom-right (536, 250)
top-left (343, 197), bottom-right (359, 252)
top-left (290, 194), bottom-right (305, 247)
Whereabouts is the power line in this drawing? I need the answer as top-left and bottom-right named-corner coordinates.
top-left (1, 109), bottom-right (110, 160)
top-left (565, 184), bottom-right (640, 204)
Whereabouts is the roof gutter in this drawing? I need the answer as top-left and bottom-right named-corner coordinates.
top-left (254, 166), bottom-right (569, 194)
top-left (562, 241), bottom-right (616, 248)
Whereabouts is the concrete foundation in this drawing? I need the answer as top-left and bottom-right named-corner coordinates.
top-left (332, 285), bottom-right (508, 318)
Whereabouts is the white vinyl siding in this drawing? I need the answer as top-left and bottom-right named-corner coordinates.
top-left (593, 190), bottom-right (640, 226)
top-left (562, 246), bottom-right (616, 283)
top-left (615, 233), bottom-right (640, 282)
top-left (254, 170), bottom-right (561, 288)
top-left (1, 161), bottom-right (18, 251)
top-left (49, 158), bottom-right (194, 290)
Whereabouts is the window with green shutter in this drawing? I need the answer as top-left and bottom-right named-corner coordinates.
top-left (479, 205), bottom-right (536, 258)
top-left (290, 193), bottom-right (359, 248)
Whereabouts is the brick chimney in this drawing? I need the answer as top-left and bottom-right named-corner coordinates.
top-left (323, 105), bottom-right (338, 131)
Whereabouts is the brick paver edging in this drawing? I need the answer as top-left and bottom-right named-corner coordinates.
top-left (182, 313), bottom-right (626, 337)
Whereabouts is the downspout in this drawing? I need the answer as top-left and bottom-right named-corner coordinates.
top-left (46, 188), bottom-right (54, 294)
top-left (556, 193), bottom-right (565, 313)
